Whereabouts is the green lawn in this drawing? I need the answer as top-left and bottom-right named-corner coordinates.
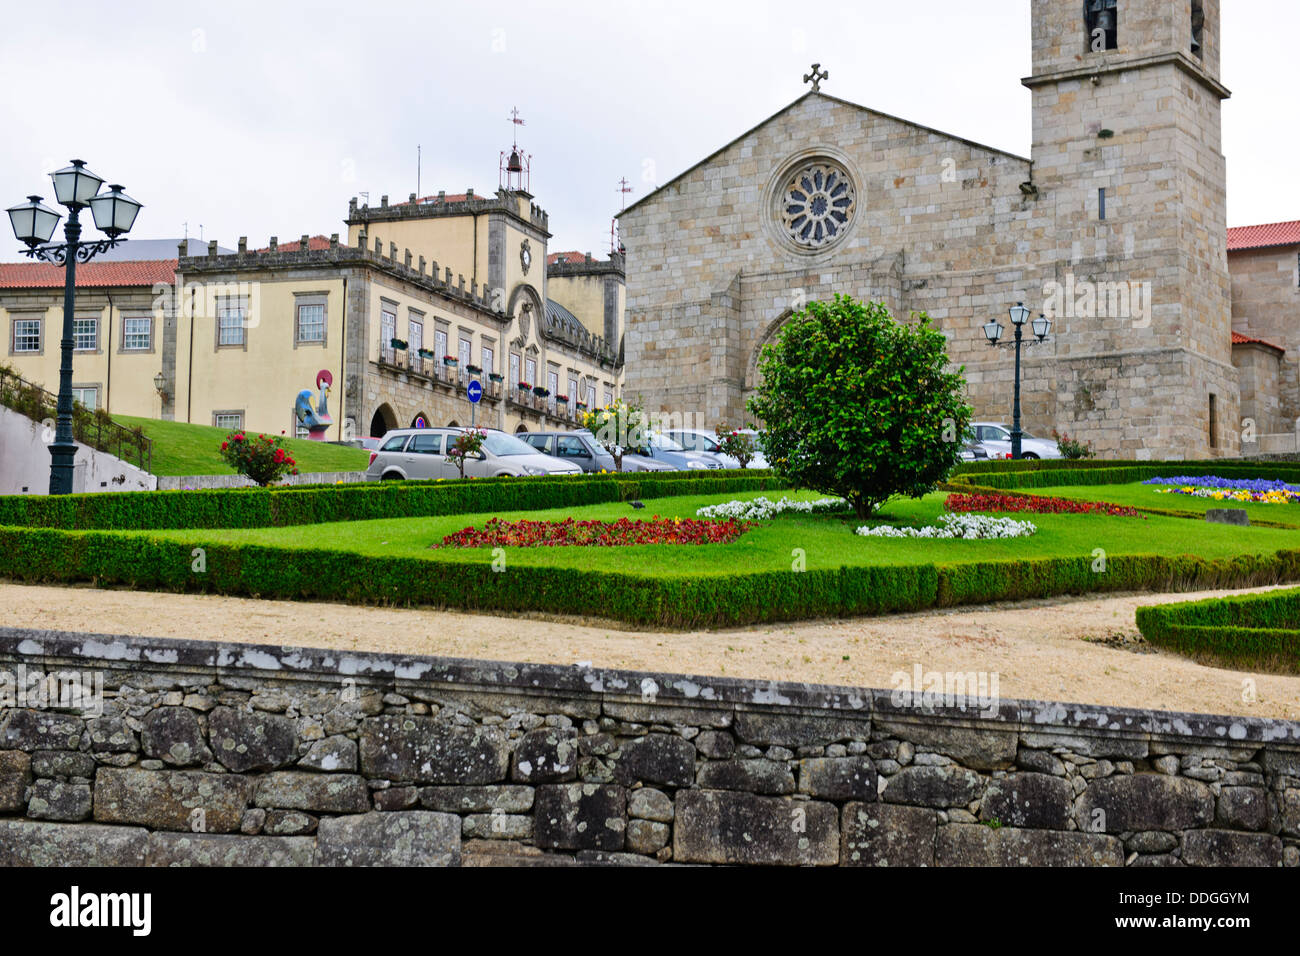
top-left (1030, 481), bottom-right (1300, 527)
top-left (114, 415), bottom-right (370, 477)
top-left (121, 487), bottom-right (1300, 578)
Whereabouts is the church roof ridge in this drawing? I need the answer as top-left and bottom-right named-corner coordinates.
top-left (618, 91), bottom-right (1031, 219)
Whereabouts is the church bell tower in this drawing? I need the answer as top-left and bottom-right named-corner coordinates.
top-left (1023, 0), bottom-right (1238, 457)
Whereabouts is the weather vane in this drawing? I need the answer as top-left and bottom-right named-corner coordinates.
top-left (803, 63), bottom-right (828, 92)
top-left (617, 177), bottom-right (632, 210)
top-left (509, 107), bottom-right (525, 148)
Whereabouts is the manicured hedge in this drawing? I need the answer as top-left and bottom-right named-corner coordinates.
top-left (1136, 587), bottom-right (1300, 673)
top-left (950, 463), bottom-right (1300, 491)
top-left (0, 471), bottom-right (782, 531)
top-left (3, 524), bottom-right (1295, 629)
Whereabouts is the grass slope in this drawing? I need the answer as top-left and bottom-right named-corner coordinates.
top-left (114, 415), bottom-right (369, 477)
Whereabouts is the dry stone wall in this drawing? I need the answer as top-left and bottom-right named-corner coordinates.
top-left (0, 626), bottom-right (1297, 867)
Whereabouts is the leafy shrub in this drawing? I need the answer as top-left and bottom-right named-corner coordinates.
top-left (1051, 429), bottom-right (1095, 460)
top-left (714, 421), bottom-right (757, 468)
top-left (582, 399), bottom-right (649, 472)
top-left (218, 431), bottom-right (299, 486)
top-left (445, 427), bottom-right (487, 479)
top-left (748, 295), bottom-right (971, 518)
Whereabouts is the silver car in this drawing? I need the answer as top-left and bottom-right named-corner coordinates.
top-left (970, 422), bottom-right (1062, 460)
top-left (365, 427), bottom-right (583, 480)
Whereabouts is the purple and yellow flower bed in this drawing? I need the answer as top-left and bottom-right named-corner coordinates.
top-left (1143, 475), bottom-right (1300, 505)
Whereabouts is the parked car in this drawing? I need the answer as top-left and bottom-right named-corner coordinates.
top-left (634, 432), bottom-right (723, 471)
top-left (365, 427), bottom-right (584, 480)
top-left (969, 422), bottom-right (1062, 460)
top-left (522, 430), bottom-right (674, 473)
top-left (664, 427), bottom-right (771, 469)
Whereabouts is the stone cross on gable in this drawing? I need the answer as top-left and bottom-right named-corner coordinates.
top-left (803, 63), bottom-right (828, 93)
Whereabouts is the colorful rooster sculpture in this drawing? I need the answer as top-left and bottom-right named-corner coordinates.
top-left (295, 369), bottom-right (333, 440)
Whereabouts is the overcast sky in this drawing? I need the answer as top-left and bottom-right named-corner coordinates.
top-left (3, 1), bottom-right (1296, 260)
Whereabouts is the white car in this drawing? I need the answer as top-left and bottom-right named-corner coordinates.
top-left (970, 422), bottom-right (1062, 460)
top-left (365, 427), bottom-right (584, 480)
top-left (664, 428), bottom-right (770, 469)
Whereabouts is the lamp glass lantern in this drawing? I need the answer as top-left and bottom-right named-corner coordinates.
top-left (1008, 302), bottom-right (1031, 326)
top-left (1032, 313), bottom-right (1052, 341)
top-left (88, 185), bottom-right (142, 238)
top-left (982, 318), bottom-right (1004, 345)
top-left (6, 196), bottom-right (61, 248)
top-left (50, 159), bottom-right (104, 208)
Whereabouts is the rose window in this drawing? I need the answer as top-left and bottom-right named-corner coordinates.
top-left (779, 162), bottom-right (855, 249)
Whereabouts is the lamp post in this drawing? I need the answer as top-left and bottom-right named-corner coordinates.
top-left (7, 161), bottom-right (142, 494)
top-left (983, 302), bottom-right (1051, 459)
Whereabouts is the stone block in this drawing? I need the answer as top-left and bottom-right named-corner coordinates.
top-left (359, 715), bottom-right (509, 784)
top-left (628, 787), bottom-right (673, 822)
top-left (1215, 786), bottom-right (1267, 831)
top-left (420, 785), bottom-right (535, 814)
top-left (673, 790), bottom-right (838, 866)
top-left (798, 757), bottom-right (877, 800)
top-left (263, 810), bottom-right (317, 836)
top-left (612, 734), bottom-right (696, 788)
top-left (627, 819), bottom-right (670, 854)
top-left (512, 727), bottom-right (578, 783)
top-left (1181, 830), bottom-right (1284, 867)
top-left (463, 812), bottom-right (533, 840)
top-left (317, 811), bottom-right (461, 866)
top-left (146, 833), bottom-right (316, 866)
top-left (26, 780), bottom-right (92, 821)
top-left (875, 720), bottom-right (1017, 771)
top-left (0, 710), bottom-right (83, 751)
top-left (1074, 774), bottom-right (1214, 833)
top-left (937, 824), bottom-right (1124, 866)
top-left (87, 717), bottom-right (138, 753)
top-left (0, 751), bottom-right (31, 811)
top-left (93, 768), bottom-right (250, 833)
top-left (298, 735), bottom-right (358, 773)
top-left (253, 772), bottom-right (370, 814)
top-left (840, 803), bottom-right (937, 867)
top-left (141, 706), bottom-right (212, 767)
top-left (881, 765), bottom-right (985, 808)
top-left (978, 773), bottom-right (1073, 829)
top-left (31, 750), bottom-right (95, 779)
top-left (1205, 508), bottom-right (1249, 526)
top-left (534, 784), bottom-right (628, 851)
top-left (697, 758), bottom-right (794, 795)
top-left (208, 706), bottom-right (298, 772)
top-left (733, 710), bottom-right (868, 748)
top-left (0, 821), bottom-right (149, 866)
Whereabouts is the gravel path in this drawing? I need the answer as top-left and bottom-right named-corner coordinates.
top-left (1, 581), bottom-right (1296, 719)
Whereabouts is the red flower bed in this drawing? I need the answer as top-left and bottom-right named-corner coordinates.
top-left (944, 492), bottom-right (1144, 518)
top-left (434, 516), bottom-right (748, 549)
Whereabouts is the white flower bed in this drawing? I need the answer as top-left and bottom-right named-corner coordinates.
top-left (696, 495), bottom-right (849, 520)
top-left (855, 513), bottom-right (1037, 539)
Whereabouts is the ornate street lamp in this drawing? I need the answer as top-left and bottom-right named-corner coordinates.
top-left (983, 302), bottom-right (1051, 459)
top-left (7, 159), bottom-right (142, 494)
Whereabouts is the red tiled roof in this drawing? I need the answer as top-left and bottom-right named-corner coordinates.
top-left (547, 251), bottom-right (591, 265)
top-left (0, 259), bottom-right (177, 290)
top-left (1231, 331), bottom-right (1285, 354)
top-left (254, 235), bottom-right (332, 253)
top-left (1227, 220), bottom-right (1300, 252)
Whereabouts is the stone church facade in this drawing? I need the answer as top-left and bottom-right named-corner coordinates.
top-left (619, 0), bottom-right (1294, 459)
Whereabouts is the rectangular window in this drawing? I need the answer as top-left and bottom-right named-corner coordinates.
top-left (435, 328), bottom-right (449, 363)
top-left (71, 386), bottom-right (98, 409)
top-left (510, 352), bottom-right (520, 385)
top-left (123, 316), bottom-right (152, 351)
top-left (525, 358), bottom-right (537, 387)
top-left (409, 319), bottom-right (423, 356)
top-left (604, 387), bottom-right (614, 407)
top-left (587, 384), bottom-right (597, 409)
top-left (481, 345), bottom-right (495, 376)
top-left (217, 298), bottom-right (247, 347)
top-left (12, 318), bottom-right (41, 353)
top-left (381, 309), bottom-right (396, 351)
top-left (296, 303), bottom-right (326, 344)
top-left (73, 317), bottom-right (97, 351)
top-left (214, 411), bottom-right (244, 430)
top-left (568, 376), bottom-right (579, 401)
top-left (1085, 0), bottom-right (1118, 52)
top-left (1208, 393), bottom-right (1218, 449)
top-left (459, 336), bottom-right (472, 367)
top-left (1098, 187), bottom-right (1107, 221)
top-left (547, 370), bottom-right (558, 406)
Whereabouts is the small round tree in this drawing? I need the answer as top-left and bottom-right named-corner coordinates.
top-left (747, 295), bottom-right (971, 518)
top-left (582, 398), bottom-right (648, 472)
top-left (446, 427), bottom-right (487, 479)
top-left (714, 420), bottom-right (757, 468)
top-left (219, 431), bottom-right (299, 486)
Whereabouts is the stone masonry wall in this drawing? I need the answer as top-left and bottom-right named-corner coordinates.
top-left (0, 627), bottom-right (1296, 867)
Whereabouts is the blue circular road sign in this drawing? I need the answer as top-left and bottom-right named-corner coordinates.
top-left (467, 379), bottom-right (483, 403)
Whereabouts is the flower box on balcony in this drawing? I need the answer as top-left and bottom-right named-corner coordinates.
top-left (532, 386), bottom-right (550, 398)
top-left (465, 364), bottom-right (483, 376)
top-left (555, 395), bottom-right (569, 404)
top-left (443, 356), bottom-right (458, 367)
top-left (390, 338), bottom-right (408, 350)
top-left (488, 372), bottom-right (504, 383)
top-left (417, 348), bottom-right (434, 359)
top-left (517, 382), bottom-right (531, 392)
